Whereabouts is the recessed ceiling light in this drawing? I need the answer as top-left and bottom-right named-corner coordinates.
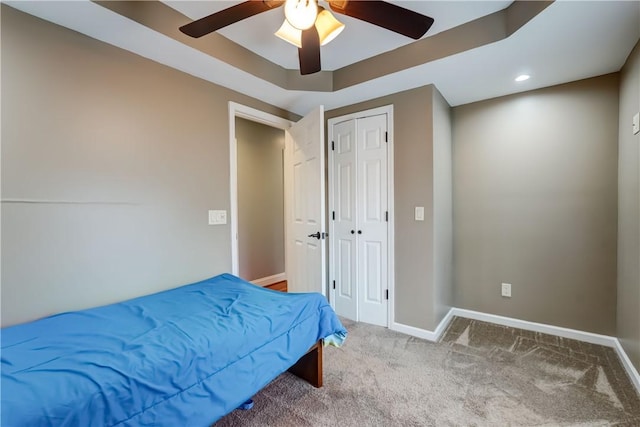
top-left (515, 74), bottom-right (530, 82)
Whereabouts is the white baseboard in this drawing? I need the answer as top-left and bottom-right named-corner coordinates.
top-left (432, 308), bottom-right (455, 341)
top-left (390, 322), bottom-right (440, 341)
top-left (390, 308), bottom-right (455, 342)
top-left (388, 307), bottom-right (640, 393)
top-left (450, 308), bottom-right (615, 347)
top-left (613, 338), bottom-right (640, 392)
top-left (251, 273), bottom-right (286, 287)
top-left (449, 308), bottom-right (640, 393)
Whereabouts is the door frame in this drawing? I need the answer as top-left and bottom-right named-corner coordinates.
top-left (327, 104), bottom-right (395, 327)
top-left (228, 102), bottom-right (293, 280)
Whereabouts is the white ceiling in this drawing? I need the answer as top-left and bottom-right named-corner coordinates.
top-left (6, 1), bottom-right (640, 116)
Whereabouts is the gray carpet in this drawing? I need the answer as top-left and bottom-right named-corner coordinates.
top-left (215, 317), bottom-right (640, 426)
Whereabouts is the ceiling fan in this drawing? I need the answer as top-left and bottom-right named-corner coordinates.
top-left (179, 0), bottom-right (435, 75)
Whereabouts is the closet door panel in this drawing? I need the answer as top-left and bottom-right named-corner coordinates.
top-left (357, 114), bottom-right (388, 327)
top-left (332, 120), bottom-right (357, 320)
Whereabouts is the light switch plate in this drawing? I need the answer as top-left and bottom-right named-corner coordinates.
top-left (415, 206), bottom-right (425, 221)
top-left (501, 283), bottom-right (512, 297)
top-left (208, 210), bottom-right (227, 225)
top-left (633, 112), bottom-right (639, 135)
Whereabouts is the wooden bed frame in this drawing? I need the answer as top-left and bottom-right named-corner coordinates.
top-left (288, 340), bottom-right (323, 388)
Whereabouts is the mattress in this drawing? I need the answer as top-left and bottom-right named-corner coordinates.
top-left (1, 273), bottom-right (346, 426)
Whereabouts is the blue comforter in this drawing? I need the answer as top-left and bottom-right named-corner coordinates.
top-left (1, 273), bottom-right (346, 426)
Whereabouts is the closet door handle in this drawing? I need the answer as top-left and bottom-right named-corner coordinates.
top-left (357, 230), bottom-right (362, 234)
top-left (350, 230), bottom-right (355, 234)
top-left (308, 232), bottom-right (321, 239)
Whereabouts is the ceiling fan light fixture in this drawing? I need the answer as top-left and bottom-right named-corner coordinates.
top-left (275, 19), bottom-right (302, 48)
top-left (316, 7), bottom-right (345, 46)
top-left (180, 0), bottom-right (435, 76)
top-left (284, 0), bottom-right (318, 30)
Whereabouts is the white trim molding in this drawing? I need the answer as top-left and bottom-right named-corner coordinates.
top-left (388, 307), bottom-right (640, 393)
top-left (390, 308), bottom-right (455, 342)
top-left (251, 273), bottom-right (286, 287)
top-left (449, 308), bottom-right (640, 393)
top-left (613, 339), bottom-right (640, 393)
top-left (228, 102), bottom-right (293, 276)
top-left (391, 322), bottom-right (440, 342)
top-left (450, 308), bottom-right (615, 347)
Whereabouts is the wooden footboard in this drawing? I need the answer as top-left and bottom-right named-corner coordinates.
top-left (288, 341), bottom-right (323, 388)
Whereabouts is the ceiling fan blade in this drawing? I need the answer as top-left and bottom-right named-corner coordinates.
top-left (299, 27), bottom-right (321, 75)
top-left (180, 1), bottom-right (284, 38)
top-left (328, 0), bottom-right (434, 39)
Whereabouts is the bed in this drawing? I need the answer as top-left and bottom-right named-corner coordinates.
top-left (1, 273), bottom-right (347, 426)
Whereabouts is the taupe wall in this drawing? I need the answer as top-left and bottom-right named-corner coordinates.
top-left (432, 88), bottom-right (454, 322)
top-left (617, 40), bottom-right (640, 371)
top-left (0, 5), bottom-right (295, 326)
top-left (235, 118), bottom-right (285, 282)
top-left (1, 3), bottom-right (633, 350)
top-left (327, 85), bottom-right (453, 331)
top-left (453, 74), bottom-right (620, 335)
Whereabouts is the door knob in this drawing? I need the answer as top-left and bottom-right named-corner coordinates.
top-left (357, 230), bottom-right (362, 234)
top-left (350, 230), bottom-right (355, 234)
top-left (308, 232), bottom-right (321, 239)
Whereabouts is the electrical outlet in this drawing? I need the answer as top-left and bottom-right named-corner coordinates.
top-left (501, 283), bottom-right (512, 298)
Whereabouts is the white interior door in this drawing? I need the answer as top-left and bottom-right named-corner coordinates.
top-left (285, 106), bottom-right (326, 295)
top-left (329, 110), bottom-right (390, 327)
top-left (332, 119), bottom-right (357, 320)
top-left (356, 114), bottom-right (388, 326)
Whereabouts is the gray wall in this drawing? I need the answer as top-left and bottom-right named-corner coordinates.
top-left (617, 40), bottom-right (640, 371)
top-left (235, 117), bottom-right (285, 282)
top-left (0, 5), bottom-right (295, 326)
top-left (453, 74), bottom-right (620, 335)
top-left (327, 85), bottom-right (453, 331)
top-left (432, 88), bottom-right (454, 322)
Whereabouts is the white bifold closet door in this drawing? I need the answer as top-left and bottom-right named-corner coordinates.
top-left (331, 113), bottom-right (388, 327)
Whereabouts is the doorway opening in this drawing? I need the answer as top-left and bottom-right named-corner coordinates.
top-left (229, 102), bottom-right (292, 286)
